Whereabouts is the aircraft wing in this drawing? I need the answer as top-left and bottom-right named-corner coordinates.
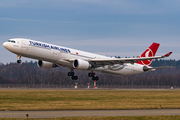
top-left (88, 52), bottom-right (172, 67)
top-left (67, 52), bottom-right (172, 67)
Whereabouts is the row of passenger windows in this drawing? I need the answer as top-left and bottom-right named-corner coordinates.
top-left (8, 40), bottom-right (16, 43)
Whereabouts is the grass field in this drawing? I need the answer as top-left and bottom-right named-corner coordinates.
top-left (1, 116), bottom-right (180, 120)
top-left (1, 90), bottom-right (180, 110)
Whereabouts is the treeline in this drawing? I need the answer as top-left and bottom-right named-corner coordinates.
top-left (0, 60), bottom-right (180, 86)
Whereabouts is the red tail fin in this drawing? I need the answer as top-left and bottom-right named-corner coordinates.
top-left (137, 42), bottom-right (160, 66)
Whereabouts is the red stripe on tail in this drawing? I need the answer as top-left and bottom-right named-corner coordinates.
top-left (137, 42), bottom-right (160, 66)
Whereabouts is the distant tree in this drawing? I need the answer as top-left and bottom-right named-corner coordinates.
top-left (0, 60), bottom-right (179, 87)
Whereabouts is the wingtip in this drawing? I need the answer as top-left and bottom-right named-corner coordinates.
top-left (164, 52), bottom-right (172, 57)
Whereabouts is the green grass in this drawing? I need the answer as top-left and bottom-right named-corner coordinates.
top-left (1, 116), bottom-right (180, 120)
top-left (0, 90), bottom-right (180, 110)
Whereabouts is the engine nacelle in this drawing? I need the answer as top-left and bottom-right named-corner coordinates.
top-left (73, 59), bottom-right (91, 70)
top-left (37, 60), bottom-right (58, 69)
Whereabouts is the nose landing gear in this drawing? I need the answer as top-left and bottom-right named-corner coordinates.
top-left (17, 55), bottom-right (22, 64)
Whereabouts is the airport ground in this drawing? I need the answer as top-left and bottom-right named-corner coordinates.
top-left (1, 109), bottom-right (180, 119)
top-left (0, 115), bottom-right (180, 120)
top-left (1, 88), bottom-right (180, 119)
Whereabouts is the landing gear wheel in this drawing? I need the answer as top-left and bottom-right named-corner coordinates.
top-left (68, 72), bottom-right (71, 76)
top-left (92, 76), bottom-right (99, 81)
top-left (72, 76), bottom-right (78, 80)
top-left (71, 72), bottom-right (74, 76)
top-left (88, 73), bottom-right (95, 77)
top-left (68, 72), bottom-right (74, 76)
top-left (91, 73), bottom-right (95, 77)
top-left (96, 76), bottom-right (99, 81)
top-left (88, 73), bottom-right (92, 77)
top-left (17, 60), bottom-right (22, 64)
top-left (74, 76), bottom-right (78, 80)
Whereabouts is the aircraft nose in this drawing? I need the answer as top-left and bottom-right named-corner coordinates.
top-left (3, 42), bottom-right (7, 48)
top-left (3, 42), bottom-right (9, 49)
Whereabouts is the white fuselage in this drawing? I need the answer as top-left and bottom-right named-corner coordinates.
top-left (3, 38), bottom-right (152, 75)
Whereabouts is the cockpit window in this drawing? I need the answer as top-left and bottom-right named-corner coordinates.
top-left (8, 40), bottom-right (16, 43)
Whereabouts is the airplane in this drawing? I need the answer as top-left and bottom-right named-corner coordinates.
top-left (3, 38), bottom-right (173, 81)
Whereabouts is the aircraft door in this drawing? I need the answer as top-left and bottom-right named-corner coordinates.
top-left (21, 40), bottom-right (27, 53)
top-left (21, 40), bottom-right (26, 48)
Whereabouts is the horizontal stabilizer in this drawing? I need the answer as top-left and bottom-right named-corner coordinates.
top-left (143, 66), bottom-right (175, 71)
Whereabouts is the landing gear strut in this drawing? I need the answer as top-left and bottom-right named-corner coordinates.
top-left (68, 69), bottom-right (78, 80)
top-left (88, 72), bottom-right (99, 81)
top-left (17, 55), bottom-right (22, 64)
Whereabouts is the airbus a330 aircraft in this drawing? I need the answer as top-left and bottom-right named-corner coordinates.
top-left (3, 38), bottom-right (172, 81)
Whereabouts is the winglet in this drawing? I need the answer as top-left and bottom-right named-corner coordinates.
top-left (164, 52), bottom-right (172, 57)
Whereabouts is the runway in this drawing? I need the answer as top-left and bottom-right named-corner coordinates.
top-left (0, 88), bottom-right (176, 91)
top-left (1, 109), bottom-right (180, 118)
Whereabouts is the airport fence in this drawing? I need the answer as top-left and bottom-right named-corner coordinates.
top-left (0, 84), bottom-right (179, 89)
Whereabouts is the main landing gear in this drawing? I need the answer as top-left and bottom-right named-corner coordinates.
top-left (88, 72), bottom-right (99, 89)
top-left (88, 72), bottom-right (99, 81)
top-left (67, 69), bottom-right (99, 81)
top-left (17, 55), bottom-right (22, 64)
top-left (68, 71), bottom-right (78, 80)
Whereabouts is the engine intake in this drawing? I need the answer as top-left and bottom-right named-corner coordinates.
top-left (37, 60), bottom-right (58, 69)
top-left (73, 59), bottom-right (91, 70)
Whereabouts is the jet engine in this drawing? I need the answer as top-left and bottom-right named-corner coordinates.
top-left (73, 59), bottom-right (91, 70)
top-left (37, 60), bottom-right (58, 69)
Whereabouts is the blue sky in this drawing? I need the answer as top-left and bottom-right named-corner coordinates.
top-left (0, 0), bottom-right (180, 63)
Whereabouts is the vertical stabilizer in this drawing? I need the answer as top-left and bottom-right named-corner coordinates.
top-left (137, 42), bottom-right (160, 66)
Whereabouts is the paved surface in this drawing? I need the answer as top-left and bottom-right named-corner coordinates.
top-left (1, 109), bottom-right (180, 118)
top-left (0, 88), bottom-right (177, 90)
